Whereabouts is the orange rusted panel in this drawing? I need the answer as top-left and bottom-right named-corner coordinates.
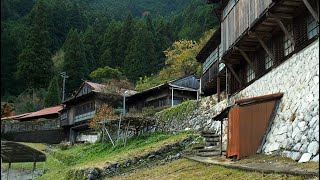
top-left (227, 105), bottom-right (240, 158)
top-left (227, 100), bottom-right (276, 159)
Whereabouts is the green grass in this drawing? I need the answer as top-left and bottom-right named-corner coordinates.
top-left (1, 131), bottom-right (192, 179)
top-left (110, 158), bottom-right (307, 180)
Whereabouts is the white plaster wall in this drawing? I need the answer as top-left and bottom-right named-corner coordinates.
top-left (76, 133), bottom-right (100, 143)
top-left (229, 39), bottom-right (319, 162)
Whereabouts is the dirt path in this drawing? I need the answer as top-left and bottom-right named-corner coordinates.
top-left (184, 155), bottom-right (319, 178)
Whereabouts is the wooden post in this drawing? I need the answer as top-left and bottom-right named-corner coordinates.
top-left (220, 118), bottom-right (223, 155)
top-left (225, 63), bottom-right (242, 86)
top-left (302, 0), bottom-right (319, 23)
top-left (171, 88), bottom-right (174, 107)
top-left (117, 115), bottom-right (122, 143)
top-left (102, 122), bottom-right (105, 143)
top-left (105, 126), bottom-right (115, 146)
top-left (32, 157), bottom-right (36, 179)
top-left (124, 120), bottom-right (131, 146)
top-left (217, 76), bottom-right (221, 102)
top-left (7, 162), bottom-right (11, 180)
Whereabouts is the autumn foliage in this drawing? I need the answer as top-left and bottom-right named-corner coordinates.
top-left (89, 104), bottom-right (117, 130)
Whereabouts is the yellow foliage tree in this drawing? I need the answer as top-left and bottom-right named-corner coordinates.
top-left (135, 28), bottom-right (216, 91)
top-left (160, 40), bottom-right (200, 80)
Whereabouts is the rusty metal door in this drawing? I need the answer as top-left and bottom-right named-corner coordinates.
top-left (227, 100), bottom-right (276, 159)
top-left (227, 105), bottom-right (240, 157)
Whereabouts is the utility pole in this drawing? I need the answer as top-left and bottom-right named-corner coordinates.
top-left (60, 72), bottom-right (69, 102)
top-left (123, 90), bottom-right (128, 116)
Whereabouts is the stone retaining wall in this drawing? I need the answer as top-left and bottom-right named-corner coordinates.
top-left (155, 39), bottom-right (319, 162)
top-left (228, 39), bottom-right (319, 162)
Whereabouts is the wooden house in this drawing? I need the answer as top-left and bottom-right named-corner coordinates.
top-left (199, 0), bottom-right (319, 160)
top-left (60, 81), bottom-right (136, 143)
top-left (199, 0), bottom-right (319, 96)
top-left (196, 27), bottom-right (226, 99)
top-left (126, 75), bottom-right (200, 112)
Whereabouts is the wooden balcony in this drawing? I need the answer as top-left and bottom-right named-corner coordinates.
top-left (201, 61), bottom-right (226, 95)
top-left (221, 0), bottom-right (273, 55)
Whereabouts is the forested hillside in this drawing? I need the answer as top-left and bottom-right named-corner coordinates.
top-left (1, 0), bottom-right (218, 113)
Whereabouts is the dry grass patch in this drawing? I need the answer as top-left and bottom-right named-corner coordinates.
top-left (110, 158), bottom-right (306, 180)
top-left (239, 154), bottom-right (319, 170)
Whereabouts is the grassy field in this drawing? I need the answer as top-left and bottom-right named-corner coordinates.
top-left (1, 131), bottom-right (192, 179)
top-left (110, 158), bottom-right (311, 180)
top-left (2, 132), bottom-right (318, 180)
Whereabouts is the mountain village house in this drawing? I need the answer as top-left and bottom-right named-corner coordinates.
top-left (126, 75), bottom-right (200, 112)
top-left (59, 81), bottom-right (137, 143)
top-left (1, 105), bottom-right (65, 143)
top-left (196, 0), bottom-right (319, 162)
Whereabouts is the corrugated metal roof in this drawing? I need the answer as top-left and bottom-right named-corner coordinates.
top-left (19, 105), bottom-right (63, 120)
top-left (1, 113), bottom-right (31, 121)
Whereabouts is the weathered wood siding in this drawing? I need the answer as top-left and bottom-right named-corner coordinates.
top-left (222, 0), bottom-right (272, 54)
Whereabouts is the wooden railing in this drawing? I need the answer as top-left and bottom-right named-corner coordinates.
top-left (201, 61), bottom-right (220, 89)
top-left (221, 0), bottom-right (272, 54)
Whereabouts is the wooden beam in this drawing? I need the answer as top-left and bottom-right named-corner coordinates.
top-left (217, 76), bottom-right (220, 102)
top-left (269, 13), bottom-right (293, 19)
top-left (249, 31), bottom-right (275, 61)
top-left (233, 46), bottom-right (257, 73)
top-left (237, 46), bottom-right (256, 52)
top-left (248, 31), bottom-right (272, 37)
top-left (225, 63), bottom-right (242, 85)
top-left (302, 0), bottom-right (319, 23)
top-left (267, 12), bottom-right (295, 46)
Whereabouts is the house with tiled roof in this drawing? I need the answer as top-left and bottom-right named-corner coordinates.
top-left (1, 105), bottom-right (66, 143)
top-left (60, 81), bottom-right (137, 143)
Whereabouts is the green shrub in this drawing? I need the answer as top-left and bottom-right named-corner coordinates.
top-left (156, 100), bottom-right (198, 123)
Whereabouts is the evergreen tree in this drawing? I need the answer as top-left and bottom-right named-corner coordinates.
top-left (117, 14), bottom-right (134, 68)
top-left (62, 29), bottom-right (89, 97)
top-left (16, 0), bottom-right (54, 89)
top-left (1, 28), bottom-right (20, 96)
top-left (45, 76), bottom-right (60, 107)
top-left (99, 20), bottom-right (122, 68)
top-left (124, 20), bottom-right (157, 82)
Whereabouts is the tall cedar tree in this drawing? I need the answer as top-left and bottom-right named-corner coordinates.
top-left (117, 14), bottom-right (134, 69)
top-left (16, 0), bottom-right (54, 89)
top-left (99, 20), bottom-right (122, 68)
top-left (124, 20), bottom-right (157, 82)
top-left (45, 76), bottom-right (60, 107)
top-left (1, 28), bottom-right (20, 96)
top-left (82, 12), bottom-right (110, 72)
top-left (63, 29), bottom-right (89, 97)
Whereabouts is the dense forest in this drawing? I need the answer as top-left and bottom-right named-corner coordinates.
top-left (1, 0), bottom-right (218, 113)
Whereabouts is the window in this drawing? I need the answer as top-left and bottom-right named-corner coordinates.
top-left (284, 23), bottom-right (294, 56)
top-left (307, 15), bottom-right (319, 39)
top-left (246, 65), bottom-right (255, 82)
top-left (265, 53), bottom-right (273, 70)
